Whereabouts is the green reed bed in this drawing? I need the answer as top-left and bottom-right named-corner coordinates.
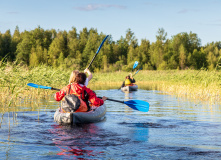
top-left (90, 70), bottom-right (221, 103)
top-left (1, 65), bottom-right (221, 113)
top-left (0, 65), bottom-right (67, 112)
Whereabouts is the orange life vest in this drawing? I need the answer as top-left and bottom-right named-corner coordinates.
top-left (61, 85), bottom-right (89, 113)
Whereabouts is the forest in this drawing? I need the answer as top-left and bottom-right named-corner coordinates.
top-left (0, 26), bottom-right (221, 72)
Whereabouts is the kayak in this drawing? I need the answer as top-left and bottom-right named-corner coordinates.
top-left (121, 84), bottom-right (138, 92)
top-left (54, 104), bottom-right (106, 124)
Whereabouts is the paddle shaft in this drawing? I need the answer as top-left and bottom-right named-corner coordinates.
top-left (87, 54), bottom-right (98, 69)
top-left (51, 87), bottom-right (60, 91)
top-left (132, 68), bottom-right (142, 77)
top-left (87, 35), bottom-right (109, 69)
top-left (98, 96), bottom-right (124, 104)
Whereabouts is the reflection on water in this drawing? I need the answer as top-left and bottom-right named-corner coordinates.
top-left (1, 89), bottom-right (221, 159)
top-left (50, 124), bottom-right (100, 157)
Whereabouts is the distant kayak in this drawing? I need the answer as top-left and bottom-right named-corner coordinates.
top-left (54, 104), bottom-right (106, 124)
top-left (121, 84), bottom-right (138, 92)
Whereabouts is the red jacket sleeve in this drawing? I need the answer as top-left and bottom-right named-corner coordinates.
top-left (54, 85), bottom-right (69, 101)
top-left (86, 88), bottom-right (104, 107)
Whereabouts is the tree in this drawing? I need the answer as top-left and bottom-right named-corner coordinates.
top-left (16, 31), bottom-right (32, 65)
top-left (1, 30), bottom-right (12, 61)
top-left (188, 48), bottom-right (207, 69)
top-left (79, 28), bottom-right (88, 54)
top-left (0, 33), bottom-right (2, 59)
top-left (179, 44), bottom-right (187, 69)
top-left (117, 36), bottom-right (129, 65)
top-left (156, 28), bottom-right (167, 42)
top-left (11, 26), bottom-right (21, 61)
top-left (138, 39), bottom-right (151, 66)
top-left (126, 28), bottom-right (138, 48)
top-left (67, 27), bottom-right (79, 58)
top-left (82, 30), bottom-right (99, 70)
top-left (58, 52), bottom-right (65, 66)
top-left (47, 31), bottom-right (67, 66)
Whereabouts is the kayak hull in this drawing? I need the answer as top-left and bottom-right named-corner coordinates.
top-left (121, 84), bottom-right (138, 92)
top-left (54, 104), bottom-right (106, 124)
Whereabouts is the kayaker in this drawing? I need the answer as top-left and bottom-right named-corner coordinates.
top-left (121, 73), bottom-right (136, 88)
top-left (69, 68), bottom-right (92, 87)
top-left (121, 76), bottom-right (131, 88)
top-left (129, 73), bottom-right (136, 83)
top-left (55, 72), bottom-right (107, 112)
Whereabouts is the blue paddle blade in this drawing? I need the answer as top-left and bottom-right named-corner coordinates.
top-left (27, 83), bottom-right (52, 90)
top-left (96, 35), bottom-right (109, 54)
top-left (133, 61), bottom-right (139, 70)
top-left (124, 100), bottom-right (149, 112)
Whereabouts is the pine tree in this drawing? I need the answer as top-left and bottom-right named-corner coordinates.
top-left (179, 44), bottom-right (186, 70)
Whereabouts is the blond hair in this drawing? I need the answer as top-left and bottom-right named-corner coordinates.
top-left (69, 70), bottom-right (79, 84)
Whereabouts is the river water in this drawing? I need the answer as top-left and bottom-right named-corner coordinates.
top-left (1, 89), bottom-right (221, 159)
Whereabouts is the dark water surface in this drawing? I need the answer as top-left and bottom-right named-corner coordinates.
top-left (1, 89), bottom-right (221, 160)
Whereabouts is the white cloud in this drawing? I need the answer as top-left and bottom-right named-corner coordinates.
top-left (178, 9), bottom-right (199, 14)
top-left (74, 4), bottom-right (126, 11)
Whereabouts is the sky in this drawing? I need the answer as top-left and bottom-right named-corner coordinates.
top-left (1, 0), bottom-right (221, 46)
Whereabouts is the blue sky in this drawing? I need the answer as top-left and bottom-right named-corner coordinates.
top-left (1, 0), bottom-right (221, 46)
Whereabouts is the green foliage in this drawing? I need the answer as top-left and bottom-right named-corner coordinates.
top-left (179, 44), bottom-right (187, 69)
top-left (0, 26), bottom-right (221, 71)
top-left (16, 31), bottom-right (32, 65)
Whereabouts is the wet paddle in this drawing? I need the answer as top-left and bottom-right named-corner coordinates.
top-left (98, 96), bottom-right (149, 112)
top-left (87, 35), bottom-right (109, 69)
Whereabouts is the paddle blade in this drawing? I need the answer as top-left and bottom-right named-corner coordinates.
top-left (96, 35), bottom-right (109, 54)
top-left (133, 61), bottom-right (139, 70)
top-left (124, 100), bottom-right (149, 112)
top-left (27, 83), bottom-right (52, 90)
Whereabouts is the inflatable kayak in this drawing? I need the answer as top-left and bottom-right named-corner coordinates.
top-left (54, 104), bottom-right (106, 124)
top-left (121, 84), bottom-right (138, 92)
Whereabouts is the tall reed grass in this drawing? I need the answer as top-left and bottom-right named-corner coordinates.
top-left (1, 64), bottom-right (221, 113)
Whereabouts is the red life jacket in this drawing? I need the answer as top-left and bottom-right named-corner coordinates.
top-left (54, 83), bottom-right (104, 112)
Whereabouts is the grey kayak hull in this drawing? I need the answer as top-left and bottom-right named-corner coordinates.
top-left (121, 84), bottom-right (138, 92)
top-left (54, 104), bottom-right (106, 124)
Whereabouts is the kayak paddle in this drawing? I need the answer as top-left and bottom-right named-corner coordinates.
top-left (27, 83), bottom-right (60, 91)
top-left (87, 35), bottom-right (109, 69)
top-left (98, 97), bottom-right (149, 112)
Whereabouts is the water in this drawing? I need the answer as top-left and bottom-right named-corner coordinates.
top-left (1, 89), bottom-right (221, 159)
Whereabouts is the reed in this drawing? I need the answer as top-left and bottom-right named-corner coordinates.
top-left (1, 64), bottom-right (221, 113)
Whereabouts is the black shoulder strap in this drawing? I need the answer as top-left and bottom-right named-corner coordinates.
top-left (68, 85), bottom-right (71, 95)
top-left (81, 90), bottom-right (90, 111)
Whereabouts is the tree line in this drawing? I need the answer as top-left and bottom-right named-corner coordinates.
top-left (0, 26), bottom-right (221, 71)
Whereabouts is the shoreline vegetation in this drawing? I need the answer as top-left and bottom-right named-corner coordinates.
top-left (1, 65), bottom-right (221, 112)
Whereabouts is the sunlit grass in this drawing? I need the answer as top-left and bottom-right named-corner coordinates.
top-left (1, 64), bottom-right (221, 113)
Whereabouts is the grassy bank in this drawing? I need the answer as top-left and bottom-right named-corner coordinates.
top-left (1, 65), bottom-right (221, 110)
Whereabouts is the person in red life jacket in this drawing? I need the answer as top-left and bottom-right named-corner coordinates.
top-left (54, 72), bottom-right (107, 112)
